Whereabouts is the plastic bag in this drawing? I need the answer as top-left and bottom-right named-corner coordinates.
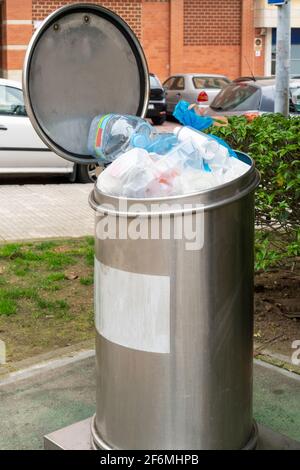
top-left (173, 100), bottom-right (214, 131)
top-left (97, 125), bottom-right (250, 198)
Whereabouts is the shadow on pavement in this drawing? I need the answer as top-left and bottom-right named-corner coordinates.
top-left (0, 174), bottom-right (72, 185)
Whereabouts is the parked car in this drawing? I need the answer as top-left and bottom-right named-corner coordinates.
top-left (291, 87), bottom-right (300, 112)
top-left (162, 73), bottom-right (231, 116)
top-left (146, 73), bottom-right (166, 125)
top-left (198, 78), bottom-right (300, 117)
top-left (0, 79), bottom-right (98, 182)
top-left (233, 75), bottom-right (275, 83)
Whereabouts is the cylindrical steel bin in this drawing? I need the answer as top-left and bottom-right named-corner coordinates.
top-left (89, 152), bottom-right (260, 450)
top-left (22, 2), bottom-right (260, 451)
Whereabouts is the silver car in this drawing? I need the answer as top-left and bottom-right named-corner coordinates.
top-left (0, 78), bottom-right (98, 182)
top-left (162, 73), bottom-right (231, 116)
top-left (199, 78), bottom-right (300, 117)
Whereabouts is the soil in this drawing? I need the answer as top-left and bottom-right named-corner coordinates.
top-left (0, 238), bottom-right (95, 365)
top-left (254, 268), bottom-right (300, 359)
top-left (0, 260), bottom-right (94, 363)
top-left (0, 236), bottom-right (299, 367)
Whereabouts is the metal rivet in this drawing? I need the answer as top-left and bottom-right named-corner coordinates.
top-left (83, 15), bottom-right (90, 24)
top-left (53, 23), bottom-right (59, 31)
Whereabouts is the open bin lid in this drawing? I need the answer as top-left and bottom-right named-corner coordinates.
top-left (23, 3), bottom-right (149, 164)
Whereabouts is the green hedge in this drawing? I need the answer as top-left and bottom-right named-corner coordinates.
top-left (207, 114), bottom-right (300, 270)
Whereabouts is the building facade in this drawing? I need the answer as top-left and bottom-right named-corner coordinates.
top-left (0, 0), bottom-right (299, 84)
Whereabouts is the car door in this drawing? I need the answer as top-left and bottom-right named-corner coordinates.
top-left (165, 76), bottom-right (185, 113)
top-left (163, 77), bottom-right (176, 114)
top-left (0, 83), bottom-right (72, 173)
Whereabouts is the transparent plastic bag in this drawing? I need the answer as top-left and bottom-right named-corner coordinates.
top-left (97, 127), bottom-right (250, 198)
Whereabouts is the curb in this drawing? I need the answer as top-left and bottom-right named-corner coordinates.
top-left (0, 341), bottom-right (95, 386)
top-left (1, 344), bottom-right (300, 387)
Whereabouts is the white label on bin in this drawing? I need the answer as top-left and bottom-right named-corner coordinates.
top-left (94, 258), bottom-right (170, 353)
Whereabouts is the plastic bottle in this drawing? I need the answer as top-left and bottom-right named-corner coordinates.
top-left (136, 133), bottom-right (178, 155)
top-left (88, 114), bottom-right (155, 162)
top-left (173, 126), bottom-right (229, 167)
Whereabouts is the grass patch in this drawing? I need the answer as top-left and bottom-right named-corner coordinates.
top-left (0, 238), bottom-right (95, 362)
top-left (34, 241), bottom-right (57, 251)
top-left (0, 299), bottom-right (17, 316)
top-left (85, 247), bottom-right (94, 267)
top-left (45, 272), bottom-right (66, 283)
top-left (36, 297), bottom-right (69, 311)
top-left (0, 287), bottom-right (38, 301)
top-left (80, 277), bottom-right (93, 286)
top-left (0, 243), bottom-right (22, 259)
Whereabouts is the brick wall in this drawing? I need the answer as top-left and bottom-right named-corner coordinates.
top-left (1, 0), bottom-right (262, 84)
top-left (241, 0), bottom-right (255, 76)
top-left (32, 0), bottom-right (142, 38)
top-left (1, 0), bottom-right (32, 80)
top-left (141, 1), bottom-right (170, 81)
top-left (183, 45), bottom-right (241, 78)
top-left (254, 27), bottom-right (265, 76)
top-left (180, 0), bottom-right (242, 79)
top-left (184, 0), bottom-right (241, 46)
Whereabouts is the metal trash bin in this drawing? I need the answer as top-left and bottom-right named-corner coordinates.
top-left (23, 3), bottom-right (260, 451)
top-left (89, 158), bottom-right (260, 450)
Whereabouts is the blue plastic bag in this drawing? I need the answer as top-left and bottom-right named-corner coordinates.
top-left (173, 101), bottom-right (213, 131)
top-left (173, 101), bottom-right (236, 158)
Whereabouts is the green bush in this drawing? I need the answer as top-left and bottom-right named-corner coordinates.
top-left (208, 114), bottom-right (300, 270)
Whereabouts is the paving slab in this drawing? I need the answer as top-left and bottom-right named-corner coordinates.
top-left (253, 360), bottom-right (300, 442)
top-left (44, 418), bottom-right (300, 450)
top-left (0, 355), bottom-right (299, 450)
top-left (0, 183), bottom-right (94, 241)
top-left (0, 121), bottom-right (178, 242)
top-left (0, 355), bottom-right (95, 450)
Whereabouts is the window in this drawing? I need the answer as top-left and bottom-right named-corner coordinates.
top-left (214, 78), bottom-right (231, 88)
top-left (210, 83), bottom-right (261, 111)
top-left (163, 76), bottom-right (185, 90)
top-left (0, 86), bottom-right (26, 116)
top-left (163, 77), bottom-right (175, 90)
top-left (149, 75), bottom-right (162, 88)
top-left (193, 76), bottom-right (230, 89)
top-left (171, 76), bottom-right (185, 90)
top-left (272, 28), bottom-right (300, 75)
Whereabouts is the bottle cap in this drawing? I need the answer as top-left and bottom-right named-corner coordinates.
top-left (131, 134), bottom-right (150, 149)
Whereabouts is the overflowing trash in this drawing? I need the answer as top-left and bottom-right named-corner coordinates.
top-left (89, 112), bottom-right (250, 198)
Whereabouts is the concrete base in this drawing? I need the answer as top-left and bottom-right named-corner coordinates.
top-left (44, 417), bottom-right (300, 450)
top-left (44, 418), bottom-right (92, 450)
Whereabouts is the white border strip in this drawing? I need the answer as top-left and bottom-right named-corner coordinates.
top-left (254, 358), bottom-right (300, 382)
top-left (0, 349), bottom-right (95, 387)
top-left (1, 45), bottom-right (28, 51)
top-left (2, 20), bottom-right (32, 25)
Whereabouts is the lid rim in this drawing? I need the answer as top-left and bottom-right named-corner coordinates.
top-left (23, 3), bottom-right (149, 165)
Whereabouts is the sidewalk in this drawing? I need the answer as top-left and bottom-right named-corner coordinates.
top-left (0, 353), bottom-right (299, 450)
top-left (0, 183), bottom-right (94, 241)
top-left (0, 122), bottom-right (177, 242)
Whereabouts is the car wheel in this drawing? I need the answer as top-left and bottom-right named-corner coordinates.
top-left (77, 163), bottom-right (101, 183)
top-left (151, 116), bottom-right (166, 126)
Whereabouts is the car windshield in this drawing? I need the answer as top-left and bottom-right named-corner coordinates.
top-left (150, 75), bottom-right (161, 88)
top-left (193, 76), bottom-right (230, 89)
top-left (210, 83), bottom-right (261, 111)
